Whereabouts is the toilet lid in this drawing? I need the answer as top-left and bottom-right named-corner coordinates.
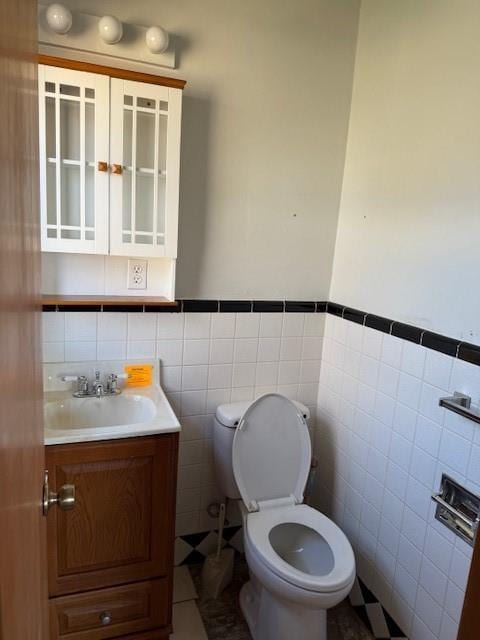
top-left (232, 394), bottom-right (311, 512)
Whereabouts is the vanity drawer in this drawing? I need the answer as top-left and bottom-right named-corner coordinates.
top-left (49, 579), bottom-right (170, 640)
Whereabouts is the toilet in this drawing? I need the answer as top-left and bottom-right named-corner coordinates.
top-left (213, 393), bottom-right (356, 640)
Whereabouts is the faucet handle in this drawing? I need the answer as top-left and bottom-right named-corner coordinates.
top-left (61, 375), bottom-right (88, 394)
top-left (94, 370), bottom-right (101, 382)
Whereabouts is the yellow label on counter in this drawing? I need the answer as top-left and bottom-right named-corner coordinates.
top-left (124, 364), bottom-right (153, 387)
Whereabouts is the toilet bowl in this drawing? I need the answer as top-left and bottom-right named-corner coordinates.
top-left (213, 393), bottom-right (356, 640)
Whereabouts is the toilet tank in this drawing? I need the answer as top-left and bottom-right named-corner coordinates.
top-left (213, 398), bottom-right (311, 500)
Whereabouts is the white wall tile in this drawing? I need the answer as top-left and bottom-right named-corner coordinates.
top-left (449, 547), bottom-right (471, 590)
top-left (207, 364), bottom-right (233, 389)
top-left (182, 365), bottom-right (208, 391)
top-left (255, 362), bottom-right (278, 387)
top-left (414, 415), bottom-right (442, 457)
top-left (443, 580), bottom-right (465, 623)
top-left (259, 313), bottom-right (283, 337)
top-left (43, 312), bottom-right (65, 342)
top-left (234, 338), bottom-right (258, 362)
top-left (280, 337), bottom-right (303, 361)
top-left (423, 527), bottom-right (454, 576)
top-left (423, 350), bottom-right (453, 390)
top-left (302, 336), bottom-right (323, 360)
top-left (363, 327), bottom-right (383, 360)
top-left (65, 341), bottom-right (97, 361)
top-left (161, 366), bottom-right (182, 392)
top-left (377, 363), bottom-right (399, 398)
top-left (157, 313), bottom-right (184, 339)
top-left (43, 342), bottom-right (65, 363)
top-left (282, 313), bottom-right (305, 337)
top-left (257, 337), bottom-right (280, 362)
top-left (419, 556), bottom-right (447, 605)
top-left (127, 340), bottom-right (156, 359)
top-left (398, 534), bottom-right (422, 579)
top-left (235, 313), bottom-right (260, 338)
top-left (381, 334), bottom-right (403, 369)
top-left (397, 373), bottom-right (422, 410)
top-left (185, 313), bottom-right (211, 339)
top-left (438, 430), bottom-right (471, 475)
top-left (211, 313), bottom-right (235, 339)
top-left (209, 338), bottom-right (234, 364)
top-left (232, 363), bottom-right (256, 388)
top-left (401, 342), bottom-right (426, 379)
top-left (65, 312), bottom-right (97, 341)
top-left (97, 312), bottom-right (127, 341)
top-left (278, 361), bottom-right (301, 385)
top-left (97, 341), bottom-right (126, 360)
top-left (393, 403), bottom-right (417, 441)
top-left (127, 313), bottom-right (156, 341)
top-left (183, 340), bottom-right (209, 365)
top-left (415, 586), bottom-right (443, 636)
top-left (401, 507), bottom-right (427, 551)
top-left (304, 314), bottom-right (325, 337)
top-left (157, 339), bottom-right (183, 366)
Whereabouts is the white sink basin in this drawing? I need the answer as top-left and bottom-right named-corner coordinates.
top-left (45, 394), bottom-right (157, 430)
top-left (44, 385), bottom-right (180, 445)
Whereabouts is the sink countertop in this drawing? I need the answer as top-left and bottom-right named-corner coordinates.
top-left (44, 384), bottom-right (180, 446)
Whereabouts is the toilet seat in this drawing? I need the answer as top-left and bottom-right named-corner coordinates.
top-left (245, 503), bottom-right (355, 594)
top-left (232, 393), bottom-right (311, 512)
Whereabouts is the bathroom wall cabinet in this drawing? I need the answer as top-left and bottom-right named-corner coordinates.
top-left (38, 60), bottom-right (183, 259)
top-left (45, 433), bottom-right (178, 640)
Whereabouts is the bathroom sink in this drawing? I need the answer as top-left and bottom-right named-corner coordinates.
top-left (44, 385), bottom-right (180, 445)
top-left (45, 394), bottom-right (157, 430)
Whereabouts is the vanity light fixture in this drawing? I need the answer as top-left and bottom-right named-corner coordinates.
top-left (146, 25), bottom-right (169, 53)
top-left (98, 15), bottom-right (123, 44)
top-left (45, 3), bottom-right (72, 34)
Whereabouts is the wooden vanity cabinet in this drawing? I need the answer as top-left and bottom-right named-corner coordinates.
top-left (45, 434), bottom-right (178, 640)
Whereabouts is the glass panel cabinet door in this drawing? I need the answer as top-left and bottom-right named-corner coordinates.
top-left (110, 79), bottom-right (182, 258)
top-left (38, 65), bottom-right (110, 254)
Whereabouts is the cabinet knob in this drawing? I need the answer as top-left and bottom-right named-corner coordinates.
top-left (97, 161), bottom-right (109, 172)
top-left (112, 164), bottom-right (123, 175)
top-left (43, 471), bottom-right (76, 515)
top-left (100, 611), bottom-right (112, 626)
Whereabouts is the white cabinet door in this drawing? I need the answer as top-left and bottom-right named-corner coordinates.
top-left (38, 65), bottom-right (110, 254)
top-left (109, 79), bottom-right (182, 258)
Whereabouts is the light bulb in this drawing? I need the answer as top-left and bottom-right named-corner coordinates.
top-left (98, 15), bottom-right (123, 44)
top-left (146, 25), bottom-right (169, 54)
top-left (46, 3), bottom-right (72, 35)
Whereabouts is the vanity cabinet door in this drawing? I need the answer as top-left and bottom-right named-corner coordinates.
top-left (109, 78), bottom-right (182, 259)
top-left (45, 434), bottom-right (178, 597)
top-left (38, 65), bottom-right (110, 254)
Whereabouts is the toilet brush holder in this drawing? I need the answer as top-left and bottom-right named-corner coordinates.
top-left (201, 503), bottom-right (235, 598)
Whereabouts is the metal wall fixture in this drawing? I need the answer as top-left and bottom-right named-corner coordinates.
top-left (439, 391), bottom-right (480, 425)
top-left (432, 474), bottom-right (480, 546)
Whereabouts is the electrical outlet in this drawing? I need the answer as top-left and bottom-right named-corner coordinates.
top-left (127, 259), bottom-right (148, 290)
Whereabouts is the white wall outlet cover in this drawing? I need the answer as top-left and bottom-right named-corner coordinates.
top-left (127, 259), bottom-right (148, 289)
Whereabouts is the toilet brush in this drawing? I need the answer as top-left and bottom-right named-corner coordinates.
top-left (201, 502), bottom-right (235, 598)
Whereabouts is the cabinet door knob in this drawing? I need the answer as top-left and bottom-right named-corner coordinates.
top-left (112, 163), bottom-right (123, 175)
top-left (97, 161), bottom-right (108, 172)
top-left (100, 611), bottom-right (112, 625)
top-left (43, 471), bottom-right (76, 515)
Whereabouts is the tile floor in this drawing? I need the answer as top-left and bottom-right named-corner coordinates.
top-left (172, 559), bottom-right (375, 639)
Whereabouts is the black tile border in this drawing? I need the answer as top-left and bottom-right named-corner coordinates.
top-left (391, 322), bottom-right (423, 344)
top-left (252, 300), bottom-right (284, 313)
top-left (285, 301), bottom-right (316, 313)
top-left (219, 300), bottom-right (252, 313)
top-left (42, 296), bottom-right (478, 369)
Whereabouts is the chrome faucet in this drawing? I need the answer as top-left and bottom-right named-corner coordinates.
top-left (92, 371), bottom-right (104, 398)
top-left (61, 371), bottom-right (124, 398)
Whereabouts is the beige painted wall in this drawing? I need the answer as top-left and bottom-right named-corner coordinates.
top-left (61, 0), bottom-right (359, 299)
top-left (330, 0), bottom-right (480, 342)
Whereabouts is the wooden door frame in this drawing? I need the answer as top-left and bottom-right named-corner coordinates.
top-left (458, 531), bottom-right (480, 639)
